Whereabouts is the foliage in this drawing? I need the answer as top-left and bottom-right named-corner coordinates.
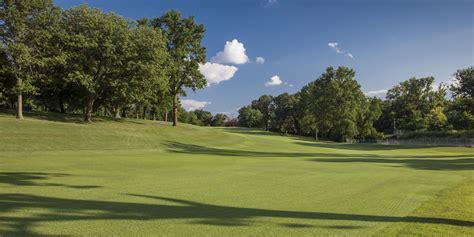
top-left (238, 106), bottom-right (263, 128)
top-left (150, 11), bottom-right (206, 126)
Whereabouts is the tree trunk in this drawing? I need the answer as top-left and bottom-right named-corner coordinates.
top-left (83, 96), bottom-right (95, 122)
top-left (58, 96), bottom-right (65, 113)
top-left (142, 105), bottom-right (147, 120)
top-left (114, 106), bottom-right (121, 118)
top-left (172, 94), bottom-right (178, 126)
top-left (16, 92), bottom-right (23, 119)
top-left (315, 129), bottom-right (319, 141)
top-left (164, 110), bottom-right (168, 122)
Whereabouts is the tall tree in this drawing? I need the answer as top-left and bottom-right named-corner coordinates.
top-left (62, 5), bottom-right (131, 122)
top-left (106, 24), bottom-right (169, 119)
top-left (303, 67), bottom-right (365, 141)
top-left (0, 0), bottom-right (58, 119)
top-left (151, 10), bottom-right (206, 126)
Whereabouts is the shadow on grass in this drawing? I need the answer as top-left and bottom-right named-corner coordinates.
top-left (307, 157), bottom-right (474, 171)
top-left (0, 193), bottom-right (472, 236)
top-left (0, 172), bottom-right (102, 189)
top-left (164, 141), bottom-right (473, 171)
top-left (0, 110), bottom-right (155, 125)
top-left (221, 127), bottom-right (433, 151)
top-left (294, 141), bottom-right (432, 151)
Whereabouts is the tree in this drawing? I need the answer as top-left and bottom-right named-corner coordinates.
top-left (62, 5), bottom-right (131, 122)
top-left (448, 67), bottom-right (474, 129)
top-left (357, 97), bottom-right (383, 139)
top-left (303, 67), bottom-right (365, 141)
top-left (193, 109), bottom-right (212, 126)
top-left (211, 113), bottom-right (228, 127)
top-left (151, 11), bottom-right (206, 126)
top-left (251, 95), bottom-right (274, 130)
top-left (272, 93), bottom-right (298, 134)
top-left (386, 77), bottom-right (447, 131)
top-left (0, 0), bottom-right (59, 119)
top-left (106, 24), bottom-right (168, 119)
top-left (238, 106), bottom-right (263, 128)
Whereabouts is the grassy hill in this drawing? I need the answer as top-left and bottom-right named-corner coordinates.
top-left (0, 113), bottom-right (473, 236)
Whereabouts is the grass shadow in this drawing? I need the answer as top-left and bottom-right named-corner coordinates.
top-left (0, 110), bottom-right (165, 125)
top-left (308, 157), bottom-right (474, 171)
top-left (164, 141), bottom-right (473, 171)
top-left (0, 193), bottom-right (472, 236)
top-left (0, 172), bottom-right (102, 189)
top-left (294, 140), bottom-right (433, 151)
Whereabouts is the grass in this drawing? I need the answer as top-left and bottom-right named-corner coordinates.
top-left (0, 112), bottom-right (473, 236)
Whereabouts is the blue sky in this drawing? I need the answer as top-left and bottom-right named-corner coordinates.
top-left (54, 0), bottom-right (474, 115)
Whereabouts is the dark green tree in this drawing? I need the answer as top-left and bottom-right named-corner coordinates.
top-left (0, 0), bottom-right (59, 119)
top-left (238, 106), bottom-right (263, 128)
top-left (251, 95), bottom-right (274, 131)
top-left (211, 113), bottom-right (228, 127)
top-left (386, 77), bottom-right (447, 131)
top-left (62, 5), bottom-right (131, 122)
top-left (151, 11), bottom-right (206, 126)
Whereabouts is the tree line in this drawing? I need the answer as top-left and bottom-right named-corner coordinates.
top-left (238, 66), bottom-right (474, 141)
top-left (0, 1), bottom-right (206, 125)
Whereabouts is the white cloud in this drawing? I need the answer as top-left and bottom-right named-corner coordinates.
top-left (199, 62), bottom-right (238, 85)
top-left (181, 99), bottom-right (211, 111)
top-left (256, 56), bottom-right (265, 64)
top-left (365, 89), bottom-right (388, 98)
top-left (328, 41), bottom-right (354, 59)
top-left (210, 39), bottom-right (249, 65)
top-left (265, 75), bottom-right (283, 87)
top-left (328, 42), bottom-right (342, 53)
top-left (265, 0), bottom-right (278, 6)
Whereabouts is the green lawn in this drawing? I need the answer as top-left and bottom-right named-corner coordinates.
top-left (0, 113), bottom-right (473, 236)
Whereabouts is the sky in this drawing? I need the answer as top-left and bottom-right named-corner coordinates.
top-left (54, 0), bottom-right (474, 116)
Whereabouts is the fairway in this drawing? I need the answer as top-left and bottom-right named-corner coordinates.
top-left (0, 113), bottom-right (473, 236)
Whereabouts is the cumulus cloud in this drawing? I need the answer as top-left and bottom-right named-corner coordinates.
top-left (256, 56), bottom-right (265, 64)
top-left (265, 75), bottom-right (283, 87)
top-left (199, 62), bottom-right (238, 85)
top-left (210, 39), bottom-right (249, 65)
top-left (328, 42), bottom-right (354, 59)
top-left (365, 89), bottom-right (388, 99)
top-left (181, 99), bottom-right (211, 111)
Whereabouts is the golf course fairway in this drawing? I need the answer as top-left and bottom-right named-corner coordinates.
top-left (0, 113), bottom-right (473, 236)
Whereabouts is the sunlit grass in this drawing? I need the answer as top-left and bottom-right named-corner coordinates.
top-left (0, 112), bottom-right (472, 236)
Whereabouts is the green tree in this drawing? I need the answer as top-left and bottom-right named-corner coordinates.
top-left (251, 95), bottom-right (274, 130)
top-left (272, 93), bottom-right (299, 134)
top-left (357, 97), bottom-right (383, 139)
top-left (0, 0), bottom-right (59, 119)
top-left (238, 106), bottom-right (263, 128)
top-left (303, 66), bottom-right (365, 141)
top-left (151, 11), bottom-right (206, 126)
top-left (211, 113), bottom-right (228, 127)
top-left (448, 67), bottom-right (474, 129)
top-left (386, 77), bottom-right (447, 131)
top-left (193, 109), bottom-right (213, 126)
top-left (62, 5), bottom-right (131, 122)
top-left (106, 24), bottom-right (168, 119)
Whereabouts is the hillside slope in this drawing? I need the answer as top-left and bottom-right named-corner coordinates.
top-left (0, 113), bottom-right (473, 236)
